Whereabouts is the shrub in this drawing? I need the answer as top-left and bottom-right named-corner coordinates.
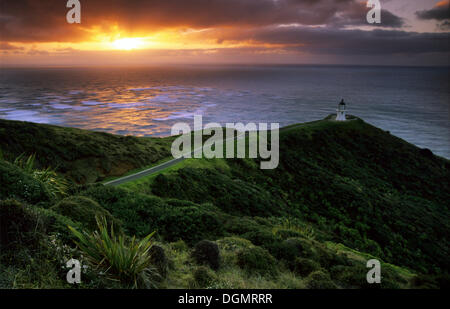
top-left (329, 263), bottom-right (402, 289)
top-left (69, 217), bottom-right (158, 288)
top-left (306, 270), bottom-right (337, 289)
top-left (157, 207), bottom-right (223, 245)
top-left (273, 229), bottom-right (303, 240)
top-left (223, 217), bottom-right (263, 235)
top-left (274, 237), bottom-right (316, 262)
top-left (242, 229), bottom-right (280, 250)
top-left (13, 153), bottom-right (68, 199)
top-left (236, 246), bottom-right (278, 277)
top-left (192, 240), bottom-right (221, 270)
top-left (0, 199), bottom-right (44, 248)
top-left (293, 258), bottom-right (321, 277)
top-left (170, 240), bottom-right (188, 252)
top-left (410, 274), bottom-right (450, 289)
top-left (193, 266), bottom-right (216, 288)
top-left (0, 160), bottom-right (51, 204)
top-left (273, 219), bottom-right (316, 240)
top-left (151, 168), bottom-right (283, 216)
top-left (409, 274), bottom-right (439, 289)
top-left (51, 195), bottom-right (120, 231)
top-left (149, 245), bottom-right (168, 279)
top-left (217, 237), bottom-right (254, 253)
top-left (80, 185), bottom-right (165, 237)
top-left (34, 207), bottom-right (82, 242)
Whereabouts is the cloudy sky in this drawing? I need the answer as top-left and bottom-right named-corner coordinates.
top-left (0, 0), bottom-right (449, 66)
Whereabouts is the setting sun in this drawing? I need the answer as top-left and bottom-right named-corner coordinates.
top-left (111, 38), bottom-right (143, 50)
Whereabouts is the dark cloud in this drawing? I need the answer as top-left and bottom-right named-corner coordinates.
top-left (328, 1), bottom-right (404, 28)
top-left (0, 0), bottom-right (446, 64)
top-left (216, 26), bottom-right (449, 55)
top-left (416, 3), bottom-right (450, 21)
top-left (0, 0), bottom-right (403, 42)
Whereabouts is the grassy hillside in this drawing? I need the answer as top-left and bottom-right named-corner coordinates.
top-left (122, 117), bottom-right (450, 275)
top-left (0, 119), bottom-right (173, 183)
top-left (0, 117), bottom-right (448, 289)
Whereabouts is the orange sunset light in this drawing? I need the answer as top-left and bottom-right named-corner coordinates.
top-left (111, 38), bottom-right (145, 50)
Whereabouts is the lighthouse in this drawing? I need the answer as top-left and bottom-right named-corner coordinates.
top-left (336, 99), bottom-right (347, 121)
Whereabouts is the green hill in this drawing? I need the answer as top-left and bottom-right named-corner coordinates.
top-left (125, 117), bottom-right (450, 275)
top-left (0, 119), bottom-right (173, 183)
top-left (0, 117), bottom-right (448, 289)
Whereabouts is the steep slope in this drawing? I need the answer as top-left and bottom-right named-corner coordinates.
top-left (0, 116), bottom-right (448, 288)
top-left (147, 117), bottom-right (450, 274)
top-left (0, 119), bottom-right (173, 183)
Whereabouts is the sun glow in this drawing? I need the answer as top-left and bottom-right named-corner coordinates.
top-left (111, 38), bottom-right (144, 50)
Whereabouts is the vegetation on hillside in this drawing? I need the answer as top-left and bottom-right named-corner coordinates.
top-left (0, 117), bottom-right (448, 289)
top-left (0, 119), bottom-right (173, 183)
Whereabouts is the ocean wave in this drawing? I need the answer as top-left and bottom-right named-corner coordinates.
top-left (68, 90), bottom-right (84, 95)
top-left (147, 95), bottom-right (179, 103)
top-left (81, 100), bottom-right (105, 106)
top-left (50, 103), bottom-right (73, 110)
top-left (3, 110), bottom-right (51, 124)
top-left (107, 102), bottom-right (147, 109)
top-left (153, 107), bottom-right (207, 121)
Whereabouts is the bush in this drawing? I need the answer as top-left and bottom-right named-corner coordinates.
top-left (170, 240), bottom-right (188, 252)
top-left (149, 245), bottom-right (168, 279)
top-left (151, 168), bottom-right (283, 216)
top-left (51, 195), bottom-right (120, 231)
top-left (306, 270), bottom-right (337, 289)
top-left (157, 207), bottom-right (223, 245)
top-left (217, 237), bottom-right (254, 253)
top-left (34, 207), bottom-right (82, 242)
top-left (12, 153), bottom-right (68, 199)
top-left (293, 258), bottom-right (321, 277)
top-left (274, 237), bottom-right (316, 262)
top-left (192, 240), bottom-right (221, 270)
top-left (223, 217), bottom-right (263, 235)
top-left (242, 229), bottom-right (280, 251)
top-left (329, 263), bottom-right (402, 289)
top-left (0, 160), bottom-right (51, 204)
top-left (81, 186), bottom-right (223, 243)
top-left (410, 274), bottom-right (450, 289)
top-left (236, 246), bottom-right (278, 277)
top-left (69, 217), bottom-right (158, 288)
top-left (193, 266), bottom-right (216, 288)
top-left (274, 229), bottom-right (303, 240)
top-left (0, 199), bottom-right (44, 248)
top-left (80, 185), bottom-right (166, 237)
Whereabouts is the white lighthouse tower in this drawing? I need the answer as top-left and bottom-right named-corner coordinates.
top-left (336, 99), bottom-right (347, 121)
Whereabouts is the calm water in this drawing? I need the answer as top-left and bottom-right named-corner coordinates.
top-left (0, 65), bottom-right (449, 158)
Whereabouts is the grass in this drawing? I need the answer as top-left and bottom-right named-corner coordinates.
top-left (160, 239), bottom-right (306, 289)
top-left (69, 216), bottom-right (158, 288)
top-left (119, 157), bottom-right (230, 192)
top-left (13, 153), bottom-right (69, 199)
top-left (325, 242), bottom-right (416, 279)
top-left (0, 119), bottom-right (174, 184)
top-left (0, 115), bottom-right (448, 289)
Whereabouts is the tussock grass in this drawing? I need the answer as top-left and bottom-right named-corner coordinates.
top-left (69, 217), bottom-right (158, 288)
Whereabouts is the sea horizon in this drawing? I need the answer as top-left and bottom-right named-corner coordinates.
top-left (1, 65), bottom-right (448, 158)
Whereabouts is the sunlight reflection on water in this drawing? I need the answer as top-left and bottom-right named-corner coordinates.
top-left (0, 66), bottom-right (448, 158)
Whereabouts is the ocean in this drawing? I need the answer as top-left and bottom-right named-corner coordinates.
top-left (0, 65), bottom-right (448, 158)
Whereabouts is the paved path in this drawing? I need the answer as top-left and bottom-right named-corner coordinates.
top-left (104, 132), bottom-right (246, 186)
top-left (103, 122), bottom-right (313, 187)
top-left (103, 156), bottom-right (186, 186)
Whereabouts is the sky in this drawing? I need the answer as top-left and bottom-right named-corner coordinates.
top-left (0, 0), bottom-right (449, 66)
